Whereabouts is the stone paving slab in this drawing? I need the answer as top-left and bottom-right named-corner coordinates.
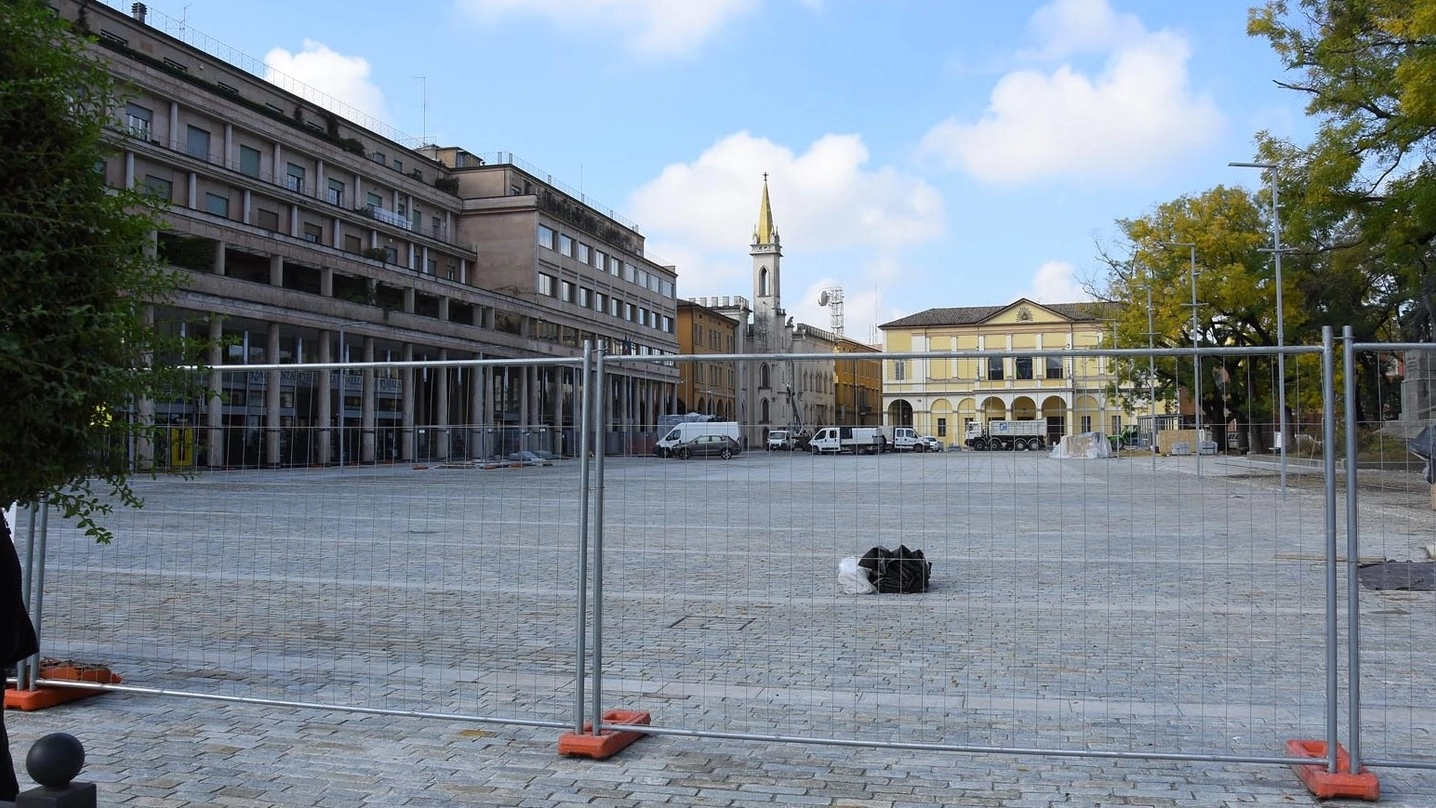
top-left (8, 450), bottom-right (1436, 806)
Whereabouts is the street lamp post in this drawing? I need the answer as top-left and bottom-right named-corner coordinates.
top-left (1162, 241), bottom-right (1202, 472)
top-left (1230, 161), bottom-right (1288, 496)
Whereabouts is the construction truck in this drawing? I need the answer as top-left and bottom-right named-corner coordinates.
top-left (780, 384), bottom-right (811, 451)
top-left (891, 426), bottom-right (938, 452)
top-left (965, 419), bottom-right (1046, 451)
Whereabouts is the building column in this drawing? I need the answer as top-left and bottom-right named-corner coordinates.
top-left (401, 343), bottom-right (415, 463)
top-left (269, 254), bottom-right (283, 286)
top-left (317, 330), bottom-right (333, 466)
top-left (519, 365), bottom-right (532, 452)
top-left (361, 337), bottom-right (376, 464)
top-left (207, 317), bottom-right (224, 469)
top-left (265, 323), bottom-right (282, 467)
top-left (321, 266), bottom-right (333, 297)
top-left (552, 367), bottom-right (564, 456)
top-left (435, 349), bottom-right (450, 461)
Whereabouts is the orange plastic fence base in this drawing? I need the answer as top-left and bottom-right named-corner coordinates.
top-left (1287, 739), bottom-right (1380, 801)
top-left (4, 686), bottom-right (102, 712)
top-left (557, 709), bottom-right (651, 759)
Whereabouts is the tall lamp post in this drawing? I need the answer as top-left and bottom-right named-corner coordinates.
top-left (1162, 241), bottom-right (1202, 472)
top-left (1230, 161), bottom-right (1288, 496)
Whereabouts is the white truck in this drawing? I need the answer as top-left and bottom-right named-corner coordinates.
top-left (890, 426), bottom-right (939, 452)
top-left (808, 426), bottom-right (887, 455)
top-left (655, 421), bottom-right (741, 457)
top-left (965, 420), bottom-right (1046, 451)
top-left (766, 429), bottom-right (794, 451)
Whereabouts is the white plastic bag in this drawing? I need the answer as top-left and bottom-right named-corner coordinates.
top-left (838, 555), bottom-right (876, 594)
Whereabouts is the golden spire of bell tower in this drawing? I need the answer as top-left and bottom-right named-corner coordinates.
top-left (753, 172), bottom-right (779, 247)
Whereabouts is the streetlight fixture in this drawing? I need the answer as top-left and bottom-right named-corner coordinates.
top-left (1230, 160), bottom-right (1288, 496)
top-left (1161, 240), bottom-right (1203, 471)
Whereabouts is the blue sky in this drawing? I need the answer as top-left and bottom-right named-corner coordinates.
top-left (123, 0), bottom-right (1308, 344)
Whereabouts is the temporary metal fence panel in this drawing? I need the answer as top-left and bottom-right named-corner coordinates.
top-left (1346, 338), bottom-right (1436, 772)
top-left (25, 356), bottom-right (591, 730)
top-left (591, 343), bottom-right (1338, 765)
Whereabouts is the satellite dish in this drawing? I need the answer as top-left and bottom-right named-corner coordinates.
top-left (818, 290), bottom-right (830, 306)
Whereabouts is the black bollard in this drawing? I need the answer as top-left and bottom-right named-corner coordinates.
top-left (15, 733), bottom-right (94, 808)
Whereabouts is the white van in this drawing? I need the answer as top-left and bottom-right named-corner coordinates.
top-left (808, 426), bottom-right (886, 455)
top-left (655, 421), bottom-right (741, 457)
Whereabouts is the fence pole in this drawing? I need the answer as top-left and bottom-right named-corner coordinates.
top-left (589, 349), bottom-right (609, 733)
top-left (570, 345), bottom-right (593, 735)
top-left (1342, 326), bottom-right (1363, 771)
top-left (1321, 325), bottom-right (1339, 773)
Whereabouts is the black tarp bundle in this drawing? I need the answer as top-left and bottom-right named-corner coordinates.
top-left (857, 545), bottom-right (932, 593)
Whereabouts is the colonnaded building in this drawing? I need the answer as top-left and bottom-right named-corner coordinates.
top-left (70, 0), bottom-right (680, 467)
top-left (879, 299), bottom-right (1132, 448)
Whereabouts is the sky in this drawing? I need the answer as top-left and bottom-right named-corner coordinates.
top-left (120, 0), bottom-right (1310, 344)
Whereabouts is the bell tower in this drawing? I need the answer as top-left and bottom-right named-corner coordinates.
top-left (751, 173), bottom-right (782, 323)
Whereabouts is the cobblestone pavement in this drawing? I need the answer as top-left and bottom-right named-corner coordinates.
top-left (8, 450), bottom-right (1436, 806)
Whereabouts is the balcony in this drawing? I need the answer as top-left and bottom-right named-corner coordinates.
top-left (362, 204), bottom-right (413, 231)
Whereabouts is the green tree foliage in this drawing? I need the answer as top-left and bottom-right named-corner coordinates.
top-left (1251, 0), bottom-right (1436, 341)
top-left (1, 0), bottom-right (195, 542)
top-left (1099, 186), bottom-right (1301, 447)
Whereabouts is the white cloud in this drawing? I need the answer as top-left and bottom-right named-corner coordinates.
top-left (264, 41), bottom-right (389, 124)
top-left (919, 0), bottom-right (1221, 185)
top-left (456, 0), bottom-right (757, 58)
top-left (1023, 260), bottom-right (1092, 304)
top-left (629, 131), bottom-right (944, 343)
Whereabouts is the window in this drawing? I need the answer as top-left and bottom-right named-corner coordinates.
top-left (610, 297), bottom-right (621, 317)
top-left (595, 292), bottom-right (607, 312)
top-left (594, 250), bottom-right (607, 272)
top-left (303, 223), bottom-right (322, 244)
top-left (1046, 356), bottom-right (1063, 380)
top-left (760, 400), bottom-right (770, 423)
top-left (124, 103), bottom-right (151, 138)
top-left (624, 263), bottom-right (636, 283)
top-left (285, 163), bottom-right (305, 193)
top-left (538, 273), bottom-right (556, 297)
top-left (894, 360), bottom-right (906, 381)
top-left (186, 125), bottom-right (211, 160)
top-left (937, 418), bottom-right (947, 438)
top-left (239, 145), bottom-right (261, 178)
top-left (637, 269), bottom-right (649, 289)
top-left (367, 191), bottom-right (382, 209)
top-left (624, 302), bottom-right (634, 321)
top-left (393, 158), bottom-right (403, 172)
top-left (256, 209), bottom-right (279, 231)
top-left (537, 225), bottom-right (555, 251)
top-left (559, 234), bottom-right (573, 257)
top-left (578, 287), bottom-right (591, 307)
top-left (327, 178), bottom-right (344, 206)
top-left (1015, 355), bottom-right (1033, 380)
top-left (560, 280), bottom-right (574, 303)
top-left (760, 364), bottom-right (770, 389)
top-left (163, 57), bottom-right (188, 73)
top-left (662, 315), bottom-right (672, 333)
top-left (343, 234), bottom-right (361, 252)
top-left (661, 279), bottom-right (674, 297)
top-left (987, 356), bottom-right (1004, 381)
top-left (1081, 415), bottom-right (1093, 433)
top-left (204, 192), bottom-right (229, 217)
top-left (142, 174), bottom-right (172, 200)
top-left (577, 243), bottom-right (590, 264)
top-left (638, 307), bottom-right (649, 326)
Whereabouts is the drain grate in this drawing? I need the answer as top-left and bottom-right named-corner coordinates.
top-left (1357, 561), bottom-right (1436, 591)
top-left (668, 615), bottom-right (755, 631)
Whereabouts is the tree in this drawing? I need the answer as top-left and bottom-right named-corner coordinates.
top-left (1250, 0), bottom-right (1436, 341)
top-left (1, 0), bottom-right (195, 543)
top-left (1097, 186), bottom-right (1299, 450)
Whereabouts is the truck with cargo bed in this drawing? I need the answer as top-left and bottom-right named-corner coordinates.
top-left (965, 420), bottom-right (1046, 451)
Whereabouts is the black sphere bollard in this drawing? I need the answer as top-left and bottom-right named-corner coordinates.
top-left (15, 733), bottom-right (94, 808)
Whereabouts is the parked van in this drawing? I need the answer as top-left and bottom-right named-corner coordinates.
top-left (655, 421), bottom-right (741, 457)
top-left (808, 426), bottom-right (886, 455)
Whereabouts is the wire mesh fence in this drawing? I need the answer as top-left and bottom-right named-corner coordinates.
top-left (12, 335), bottom-right (1436, 773)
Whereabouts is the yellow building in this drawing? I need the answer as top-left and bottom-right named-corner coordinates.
top-left (676, 300), bottom-right (739, 420)
top-left (834, 337), bottom-right (882, 426)
top-left (880, 299), bottom-right (1130, 447)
